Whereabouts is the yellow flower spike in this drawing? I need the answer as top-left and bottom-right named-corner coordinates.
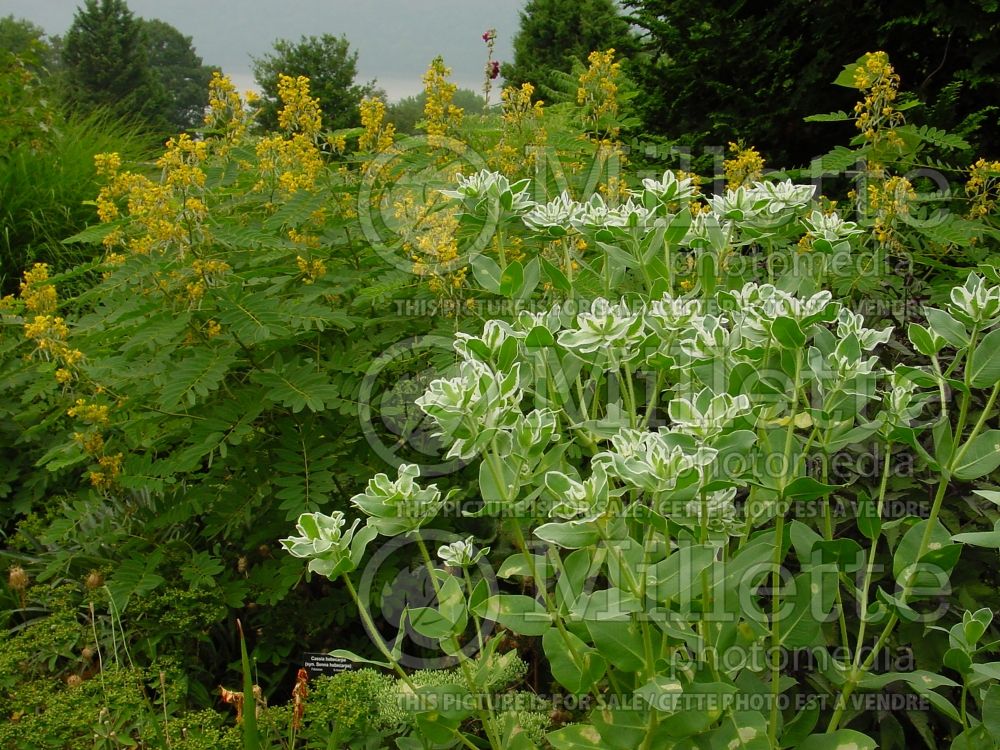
top-left (359, 96), bottom-right (396, 153)
top-left (724, 142), bottom-right (765, 190)
top-left (422, 56), bottom-right (463, 140)
top-left (966, 158), bottom-right (1000, 219)
top-left (277, 75), bottom-right (322, 138)
top-left (94, 152), bottom-right (121, 177)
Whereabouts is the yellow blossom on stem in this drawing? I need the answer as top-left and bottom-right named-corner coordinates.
top-left (422, 56), bottom-right (463, 140)
top-left (359, 97), bottom-right (396, 153)
top-left (724, 142), bottom-right (765, 190)
top-left (296, 255), bottom-right (327, 284)
top-left (578, 49), bottom-right (622, 141)
top-left (852, 51), bottom-right (904, 151)
top-left (967, 158), bottom-right (1000, 219)
top-left (67, 399), bottom-right (110, 426)
top-left (277, 75), bottom-right (322, 139)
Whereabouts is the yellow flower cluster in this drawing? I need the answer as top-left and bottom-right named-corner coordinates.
top-left (358, 97), bottom-right (396, 153)
top-left (277, 75), bottom-right (323, 139)
top-left (577, 49), bottom-right (622, 140)
top-left (191, 259), bottom-right (232, 278)
top-left (21, 263), bottom-right (57, 315)
top-left (18, 264), bottom-right (84, 381)
top-left (489, 83), bottom-right (546, 175)
top-left (205, 319), bottom-right (223, 338)
top-left (90, 453), bottom-right (123, 491)
top-left (255, 133), bottom-right (324, 194)
top-left (395, 193), bottom-right (466, 295)
top-left (502, 83), bottom-right (544, 130)
top-left (67, 398), bottom-right (110, 426)
top-left (158, 133), bottom-right (208, 190)
top-left (288, 227), bottom-right (321, 249)
top-left (296, 255), bottom-right (328, 284)
top-left (852, 52), bottom-right (904, 152)
top-left (867, 175), bottom-right (915, 247)
top-left (94, 152), bottom-right (121, 177)
top-left (95, 152), bottom-right (190, 256)
top-left (577, 51), bottom-right (629, 201)
top-left (724, 142), bottom-right (765, 189)
top-left (254, 77), bottom-right (324, 195)
top-left (205, 72), bottom-right (258, 148)
top-left (73, 430), bottom-right (105, 455)
top-left (422, 56), bottom-right (464, 140)
top-left (966, 158), bottom-right (1000, 219)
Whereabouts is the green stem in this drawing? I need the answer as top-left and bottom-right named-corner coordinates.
top-left (414, 537), bottom-right (502, 750)
top-left (510, 520), bottom-right (608, 710)
top-left (768, 347), bottom-right (803, 742)
top-left (341, 574), bottom-right (415, 690)
top-left (819, 440), bottom-right (851, 655)
top-left (829, 375), bottom-right (1000, 731)
top-left (698, 489), bottom-right (720, 679)
top-left (848, 440), bottom-right (893, 673)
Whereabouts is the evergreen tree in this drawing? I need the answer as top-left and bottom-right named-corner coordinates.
top-left (61, 0), bottom-right (169, 128)
top-left (501, 0), bottom-right (638, 98)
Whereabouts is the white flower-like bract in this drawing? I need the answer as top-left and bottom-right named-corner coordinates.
top-left (281, 511), bottom-right (376, 578)
top-left (668, 388), bottom-right (753, 440)
top-left (544, 464), bottom-right (610, 521)
top-left (570, 196), bottom-right (655, 231)
top-left (880, 371), bottom-right (926, 432)
top-left (557, 298), bottom-right (646, 368)
top-left (438, 536), bottom-right (489, 568)
top-left (837, 309), bottom-right (893, 351)
top-left (645, 293), bottom-right (703, 340)
top-left (512, 409), bottom-right (560, 457)
top-left (595, 428), bottom-right (718, 494)
top-left (350, 463), bottom-right (444, 536)
top-left (773, 289), bottom-right (839, 322)
top-left (684, 487), bottom-right (740, 534)
top-left (637, 169), bottom-right (698, 205)
top-left (802, 210), bottom-right (863, 243)
top-left (830, 351), bottom-right (881, 380)
top-left (679, 314), bottom-right (741, 360)
top-left (683, 211), bottom-right (734, 248)
top-left (948, 273), bottom-right (1000, 327)
top-left (522, 191), bottom-right (584, 233)
top-left (708, 187), bottom-right (766, 223)
top-left (511, 305), bottom-right (564, 338)
top-left (439, 170), bottom-right (534, 214)
top-left (749, 180), bottom-right (816, 215)
top-left (455, 319), bottom-right (512, 363)
top-left (416, 359), bottom-right (523, 460)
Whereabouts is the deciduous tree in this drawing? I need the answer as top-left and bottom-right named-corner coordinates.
top-left (252, 34), bottom-right (375, 131)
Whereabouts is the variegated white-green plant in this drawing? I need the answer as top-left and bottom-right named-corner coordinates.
top-left (285, 166), bottom-right (1000, 750)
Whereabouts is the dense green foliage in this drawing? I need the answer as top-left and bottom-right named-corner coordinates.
top-left (139, 19), bottom-right (219, 131)
top-left (623, 0), bottom-right (1000, 165)
top-left (0, 14), bottom-right (55, 71)
top-left (501, 0), bottom-right (638, 98)
top-left (0, 56), bottom-right (151, 294)
top-left (252, 34), bottom-right (375, 132)
top-left (5, 5), bottom-right (1000, 746)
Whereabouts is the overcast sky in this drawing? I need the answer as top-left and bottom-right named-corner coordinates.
top-left (2, 0), bottom-right (524, 100)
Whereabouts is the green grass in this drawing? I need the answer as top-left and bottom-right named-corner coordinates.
top-left (0, 108), bottom-right (154, 294)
